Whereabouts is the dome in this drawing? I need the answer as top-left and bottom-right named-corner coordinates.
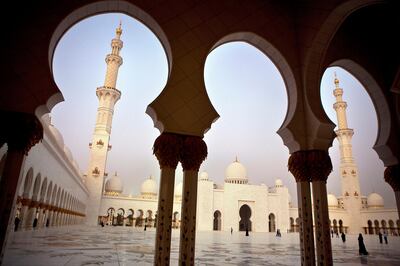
top-left (224, 158), bottom-right (248, 184)
top-left (367, 193), bottom-right (384, 208)
top-left (275, 179), bottom-right (283, 187)
top-left (105, 172), bottom-right (123, 195)
top-left (327, 193), bottom-right (338, 207)
top-left (199, 171), bottom-right (209, 181)
top-left (141, 175), bottom-right (158, 197)
top-left (175, 182), bottom-right (183, 198)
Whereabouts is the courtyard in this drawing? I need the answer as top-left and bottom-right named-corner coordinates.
top-left (3, 226), bottom-right (400, 265)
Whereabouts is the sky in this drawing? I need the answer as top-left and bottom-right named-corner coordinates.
top-left (51, 13), bottom-right (395, 207)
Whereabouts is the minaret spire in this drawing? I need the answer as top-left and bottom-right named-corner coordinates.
top-left (332, 73), bottom-right (362, 233)
top-left (85, 23), bottom-right (124, 225)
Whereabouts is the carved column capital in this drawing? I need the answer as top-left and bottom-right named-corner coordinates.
top-left (180, 136), bottom-right (207, 171)
top-left (384, 164), bottom-right (400, 191)
top-left (288, 150), bottom-right (332, 182)
top-left (153, 133), bottom-right (182, 169)
top-left (0, 111), bottom-right (43, 154)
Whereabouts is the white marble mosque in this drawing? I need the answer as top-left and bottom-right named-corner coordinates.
top-left (2, 20), bottom-right (400, 266)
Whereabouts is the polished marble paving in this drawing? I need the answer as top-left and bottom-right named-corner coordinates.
top-left (3, 226), bottom-right (400, 265)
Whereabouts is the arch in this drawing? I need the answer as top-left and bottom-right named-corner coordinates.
top-left (39, 177), bottom-right (48, 201)
top-left (46, 181), bottom-right (53, 203)
top-left (32, 173), bottom-right (42, 200)
top-left (339, 219), bottom-right (343, 233)
top-left (290, 217), bottom-right (295, 233)
top-left (388, 220), bottom-right (395, 235)
top-left (304, 1), bottom-right (384, 146)
top-left (213, 210), bottom-right (222, 231)
top-left (367, 220), bottom-right (373, 235)
top-left (329, 59), bottom-right (396, 165)
top-left (209, 32), bottom-right (298, 152)
top-left (374, 220), bottom-right (380, 234)
top-left (295, 217), bottom-right (300, 233)
top-left (333, 219), bottom-right (338, 234)
top-left (21, 168), bottom-right (34, 197)
top-left (239, 204), bottom-right (252, 232)
top-left (381, 220), bottom-right (387, 232)
top-left (268, 213), bottom-right (276, 233)
top-left (107, 207), bottom-right (115, 225)
top-left (37, 0), bottom-right (172, 118)
top-left (117, 208), bottom-right (125, 226)
top-left (136, 209), bottom-right (144, 227)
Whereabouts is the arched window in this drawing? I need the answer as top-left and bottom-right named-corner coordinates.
top-left (213, 210), bottom-right (222, 231)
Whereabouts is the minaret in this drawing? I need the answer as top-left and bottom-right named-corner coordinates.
top-left (332, 73), bottom-right (362, 233)
top-left (86, 23), bottom-right (123, 225)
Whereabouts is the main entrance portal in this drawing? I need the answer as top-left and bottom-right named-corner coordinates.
top-left (239, 204), bottom-right (252, 231)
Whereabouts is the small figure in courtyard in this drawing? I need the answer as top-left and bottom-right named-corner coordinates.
top-left (331, 229), bottom-right (334, 238)
top-left (341, 232), bottom-right (346, 243)
top-left (14, 217), bottom-right (20, 231)
top-left (231, 227), bottom-right (233, 234)
top-left (383, 231), bottom-right (388, 244)
top-left (33, 217), bottom-right (38, 229)
top-left (144, 224), bottom-right (147, 231)
top-left (336, 231), bottom-right (339, 238)
top-left (245, 227), bottom-right (249, 236)
top-left (276, 229), bottom-right (281, 237)
top-left (46, 218), bottom-right (49, 227)
top-left (378, 231), bottom-right (383, 244)
top-left (100, 221), bottom-right (104, 227)
top-left (358, 233), bottom-right (369, 255)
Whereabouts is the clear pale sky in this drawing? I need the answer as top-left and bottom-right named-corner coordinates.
top-left (51, 13), bottom-right (395, 207)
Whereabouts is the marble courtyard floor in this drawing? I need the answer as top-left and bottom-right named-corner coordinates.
top-left (3, 226), bottom-right (400, 265)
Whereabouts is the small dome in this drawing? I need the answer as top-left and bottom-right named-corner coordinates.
top-left (105, 172), bottom-right (123, 195)
top-left (275, 179), bottom-right (283, 187)
top-left (225, 157), bottom-right (248, 184)
top-left (141, 175), bottom-right (158, 197)
top-left (175, 182), bottom-right (183, 198)
top-left (199, 171), bottom-right (209, 181)
top-left (327, 193), bottom-right (338, 207)
top-left (367, 193), bottom-right (384, 208)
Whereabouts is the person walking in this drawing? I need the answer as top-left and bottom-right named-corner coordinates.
top-left (341, 232), bottom-right (346, 243)
top-left (383, 231), bottom-right (388, 244)
top-left (331, 229), bottom-right (334, 238)
top-left (14, 217), bottom-right (20, 232)
top-left (358, 234), bottom-right (369, 255)
top-left (245, 227), bottom-right (249, 236)
top-left (230, 227), bottom-right (233, 234)
top-left (378, 231), bottom-right (383, 244)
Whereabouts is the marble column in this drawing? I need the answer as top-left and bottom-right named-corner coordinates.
top-left (153, 133), bottom-right (181, 266)
top-left (179, 136), bottom-right (207, 265)
top-left (310, 150), bottom-right (333, 266)
top-left (0, 110), bottom-right (43, 263)
top-left (288, 151), bottom-right (315, 266)
top-left (384, 165), bottom-right (400, 219)
top-left (19, 198), bottom-right (31, 230)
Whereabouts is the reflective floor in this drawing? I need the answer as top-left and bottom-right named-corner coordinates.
top-left (3, 226), bottom-right (400, 265)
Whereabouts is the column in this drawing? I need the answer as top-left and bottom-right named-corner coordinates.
top-left (384, 165), bottom-right (400, 219)
top-left (288, 151), bottom-right (315, 266)
top-left (0, 111), bottom-right (43, 263)
top-left (153, 133), bottom-right (181, 266)
top-left (179, 136), bottom-right (207, 265)
top-left (19, 198), bottom-right (31, 230)
top-left (310, 150), bottom-right (333, 266)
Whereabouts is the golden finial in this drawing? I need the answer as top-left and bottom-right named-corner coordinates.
top-left (334, 71), bottom-right (340, 88)
top-left (116, 21), bottom-right (122, 38)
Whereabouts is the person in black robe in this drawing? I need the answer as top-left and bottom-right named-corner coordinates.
top-left (358, 234), bottom-right (368, 255)
top-left (14, 217), bottom-right (20, 231)
top-left (378, 232), bottom-right (383, 244)
top-left (245, 227), bottom-right (249, 236)
top-left (341, 232), bottom-right (346, 243)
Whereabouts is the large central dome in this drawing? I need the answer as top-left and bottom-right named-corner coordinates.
top-left (225, 157), bottom-right (248, 184)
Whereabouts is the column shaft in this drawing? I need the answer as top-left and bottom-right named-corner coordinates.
top-left (154, 167), bottom-right (176, 266)
top-left (312, 181), bottom-right (333, 265)
top-left (297, 181), bottom-right (315, 266)
top-left (0, 150), bottom-right (25, 262)
top-left (179, 170), bottom-right (198, 265)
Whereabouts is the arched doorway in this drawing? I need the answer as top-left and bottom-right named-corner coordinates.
top-left (116, 208), bottom-right (125, 226)
top-left (213, 210), bottom-right (222, 231)
top-left (126, 209), bottom-right (134, 226)
top-left (338, 220), bottom-right (343, 233)
top-left (367, 220), bottom-right (373, 234)
top-left (136, 209), bottom-right (144, 227)
top-left (107, 208), bottom-right (115, 225)
top-left (268, 213), bottom-right (276, 232)
top-left (290, 217), bottom-right (295, 232)
top-left (388, 220), bottom-right (395, 235)
top-left (333, 219), bottom-right (338, 234)
top-left (239, 204), bottom-right (252, 232)
top-left (374, 220), bottom-right (380, 234)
